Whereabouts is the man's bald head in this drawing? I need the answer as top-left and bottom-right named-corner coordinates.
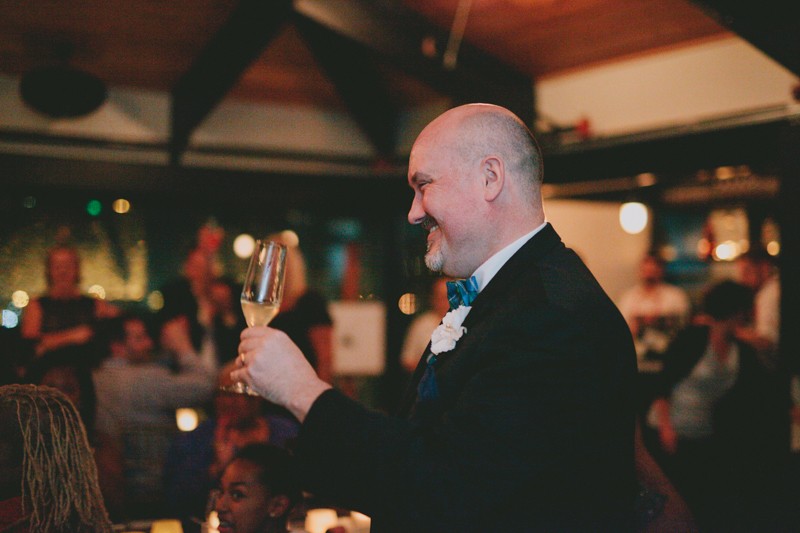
top-left (414, 103), bottom-right (543, 193)
top-left (407, 104), bottom-right (547, 277)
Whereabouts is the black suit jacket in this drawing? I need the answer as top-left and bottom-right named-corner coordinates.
top-left (295, 224), bottom-right (638, 532)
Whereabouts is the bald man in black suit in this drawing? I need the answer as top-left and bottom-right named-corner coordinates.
top-left (234, 104), bottom-right (638, 532)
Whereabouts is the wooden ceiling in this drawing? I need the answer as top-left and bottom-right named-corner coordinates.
top-left (1, 0), bottom-right (796, 163)
top-left (0, 0), bottom-right (731, 105)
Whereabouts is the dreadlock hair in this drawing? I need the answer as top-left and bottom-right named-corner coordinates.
top-left (0, 384), bottom-right (112, 533)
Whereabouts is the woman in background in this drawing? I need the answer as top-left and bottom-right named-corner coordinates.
top-left (267, 232), bottom-right (333, 383)
top-left (21, 245), bottom-right (119, 369)
top-left (214, 443), bottom-right (303, 533)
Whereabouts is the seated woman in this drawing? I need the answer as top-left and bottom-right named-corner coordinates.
top-left (0, 383), bottom-right (112, 533)
top-left (214, 443), bottom-right (303, 533)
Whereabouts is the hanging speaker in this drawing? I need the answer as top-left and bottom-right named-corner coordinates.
top-left (19, 65), bottom-right (107, 118)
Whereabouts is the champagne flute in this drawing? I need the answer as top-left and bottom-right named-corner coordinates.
top-left (222, 239), bottom-right (287, 395)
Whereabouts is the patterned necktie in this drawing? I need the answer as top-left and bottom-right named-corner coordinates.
top-left (446, 276), bottom-right (479, 310)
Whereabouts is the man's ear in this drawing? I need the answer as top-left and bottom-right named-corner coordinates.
top-left (481, 155), bottom-right (504, 202)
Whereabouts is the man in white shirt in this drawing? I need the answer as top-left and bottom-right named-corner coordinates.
top-left (618, 253), bottom-right (691, 372)
top-left (736, 249), bottom-right (780, 370)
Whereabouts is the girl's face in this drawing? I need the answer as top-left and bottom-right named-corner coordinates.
top-left (215, 459), bottom-right (286, 533)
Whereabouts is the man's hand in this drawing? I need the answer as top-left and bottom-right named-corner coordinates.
top-left (232, 327), bottom-right (332, 422)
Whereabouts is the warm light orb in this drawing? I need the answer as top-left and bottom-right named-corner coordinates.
top-left (88, 285), bottom-right (107, 299)
top-left (279, 229), bottom-right (300, 248)
top-left (112, 198), bottom-right (131, 214)
top-left (150, 519), bottom-right (184, 533)
top-left (233, 234), bottom-right (255, 259)
top-left (175, 408), bottom-right (199, 432)
top-left (147, 290), bottom-right (164, 311)
top-left (305, 508), bottom-right (338, 533)
top-left (767, 241), bottom-right (780, 256)
top-left (398, 293), bottom-right (417, 315)
top-left (713, 240), bottom-right (740, 261)
top-left (11, 290), bottom-right (30, 308)
top-left (619, 202), bottom-right (648, 234)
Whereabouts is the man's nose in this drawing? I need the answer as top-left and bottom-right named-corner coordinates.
top-left (408, 193), bottom-right (425, 225)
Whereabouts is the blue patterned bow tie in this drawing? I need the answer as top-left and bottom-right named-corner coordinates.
top-left (446, 276), bottom-right (479, 310)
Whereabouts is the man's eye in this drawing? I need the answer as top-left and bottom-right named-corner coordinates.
top-left (230, 490), bottom-right (245, 501)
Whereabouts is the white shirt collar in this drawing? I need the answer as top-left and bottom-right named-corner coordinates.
top-left (472, 221), bottom-right (547, 292)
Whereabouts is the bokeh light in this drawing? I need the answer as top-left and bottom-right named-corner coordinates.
top-left (278, 229), bottom-right (300, 248)
top-left (2, 310), bottom-right (19, 328)
top-left (619, 202), bottom-right (648, 234)
top-left (11, 290), bottom-right (30, 308)
top-left (86, 199), bottom-right (102, 216)
top-left (176, 408), bottom-right (199, 432)
top-left (147, 291), bottom-right (165, 311)
top-left (767, 241), bottom-right (780, 256)
top-left (88, 284), bottom-right (107, 299)
top-left (233, 234), bottom-right (256, 259)
top-left (398, 292), bottom-right (418, 315)
top-left (713, 240), bottom-right (740, 261)
top-left (112, 198), bottom-right (131, 214)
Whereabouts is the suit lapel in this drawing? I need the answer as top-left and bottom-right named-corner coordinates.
top-left (394, 223), bottom-right (564, 417)
top-left (462, 223), bottom-right (562, 331)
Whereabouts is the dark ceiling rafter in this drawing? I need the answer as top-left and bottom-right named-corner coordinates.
top-left (170, 0), bottom-right (293, 166)
top-left (689, 1), bottom-right (800, 77)
top-left (294, 15), bottom-right (400, 160)
top-left (170, 0), bottom-right (534, 166)
top-left (293, 0), bottom-right (534, 125)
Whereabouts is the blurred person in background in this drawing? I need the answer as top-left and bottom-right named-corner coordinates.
top-left (208, 276), bottom-right (247, 367)
top-left (213, 443), bottom-right (304, 533)
top-left (267, 232), bottom-right (333, 384)
top-left (735, 248), bottom-right (780, 370)
top-left (648, 280), bottom-right (785, 531)
top-left (0, 383), bottom-right (112, 533)
top-left (25, 353), bottom-right (125, 521)
top-left (21, 244), bottom-right (120, 369)
top-left (93, 313), bottom-right (216, 519)
top-left (618, 252), bottom-right (691, 371)
top-left (399, 276), bottom-right (451, 374)
top-left (159, 246), bottom-right (221, 372)
top-left (164, 364), bottom-right (290, 533)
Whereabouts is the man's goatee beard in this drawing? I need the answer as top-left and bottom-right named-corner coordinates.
top-left (425, 249), bottom-right (444, 273)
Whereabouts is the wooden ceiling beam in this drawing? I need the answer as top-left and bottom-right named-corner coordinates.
top-left (170, 0), bottom-right (293, 165)
top-left (294, 16), bottom-right (399, 159)
top-left (292, 0), bottom-right (534, 126)
top-left (690, 1), bottom-right (800, 77)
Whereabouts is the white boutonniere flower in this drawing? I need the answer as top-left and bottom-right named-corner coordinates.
top-left (429, 305), bottom-right (471, 356)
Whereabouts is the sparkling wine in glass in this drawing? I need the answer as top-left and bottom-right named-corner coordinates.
top-left (222, 239), bottom-right (287, 395)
